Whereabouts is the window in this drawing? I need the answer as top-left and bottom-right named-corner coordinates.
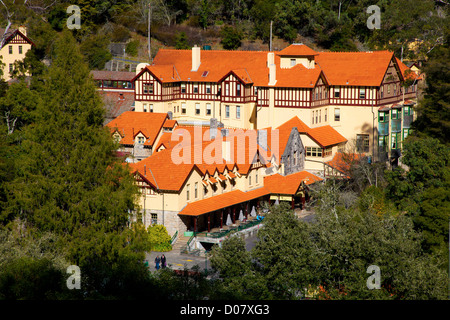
top-left (236, 106), bottom-right (240, 119)
top-left (150, 104), bottom-right (153, 113)
top-left (151, 213), bottom-right (157, 225)
top-left (181, 103), bottom-right (186, 114)
top-left (143, 103), bottom-right (147, 112)
top-left (186, 184), bottom-right (190, 201)
top-left (225, 83), bottom-right (229, 96)
top-left (315, 110), bottom-right (318, 124)
top-left (194, 182), bottom-right (198, 199)
top-left (206, 84), bottom-right (211, 94)
top-left (394, 85), bottom-right (397, 96)
top-left (206, 103), bottom-right (211, 116)
top-left (255, 170), bottom-right (258, 184)
top-left (248, 174), bottom-right (252, 186)
top-left (319, 109), bottom-right (321, 123)
top-left (359, 88), bottom-right (366, 99)
top-left (8, 46), bottom-right (12, 54)
top-left (293, 151), bottom-right (297, 165)
top-left (391, 133), bottom-right (400, 149)
top-left (306, 147), bottom-right (322, 157)
top-left (380, 86), bottom-right (384, 99)
top-left (387, 85), bottom-right (391, 94)
top-left (356, 134), bottom-right (370, 153)
top-left (195, 103), bottom-right (200, 115)
top-left (324, 147), bottom-right (332, 157)
top-left (193, 83), bottom-right (198, 94)
top-left (312, 111), bottom-right (314, 124)
top-left (403, 106), bottom-right (412, 116)
top-left (236, 83), bottom-right (241, 97)
top-left (203, 186), bottom-right (208, 196)
top-left (403, 128), bottom-right (412, 140)
top-left (9, 63), bottom-right (13, 73)
top-left (324, 108), bottom-right (327, 122)
top-left (19, 46), bottom-right (22, 54)
top-left (391, 109), bottom-right (400, 120)
top-left (290, 59), bottom-right (296, 67)
top-left (334, 87), bottom-right (340, 98)
top-left (378, 111), bottom-right (388, 122)
top-left (138, 136), bottom-right (145, 144)
top-left (143, 83), bottom-right (153, 94)
top-left (334, 108), bottom-right (340, 122)
top-left (338, 143), bottom-right (345, 153)
top-left (225, 105), bottom-right (230, 118)
top-left (181, 83), bottom-right (186, 93)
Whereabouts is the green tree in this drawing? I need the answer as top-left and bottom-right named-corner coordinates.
top-left (175, 31), bottom-right (190, 49)
top-left (4, 30), bottom-right (146, 297)
top-left (220, 26), bottom-right (242, 50)
top-left (80, 34), bottom-right (112, 70)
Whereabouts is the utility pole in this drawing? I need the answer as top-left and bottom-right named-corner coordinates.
top-left (269, 20), bottom-right (273, 51)
top-left (148, 1), bottom-right (152, 62)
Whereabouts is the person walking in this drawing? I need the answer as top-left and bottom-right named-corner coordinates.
top-left (155, 255), bottom-right (161, 270)
top-left (161, 254), bottom-right (166, 269)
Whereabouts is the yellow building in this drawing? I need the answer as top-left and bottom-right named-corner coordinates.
top-left (0, 26), bottom-right (33, 81)
top-left (132, 44), bottom-right (421, 165)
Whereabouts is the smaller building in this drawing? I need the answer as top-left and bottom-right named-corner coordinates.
top-left (0, 26), bottom-right (33, 81)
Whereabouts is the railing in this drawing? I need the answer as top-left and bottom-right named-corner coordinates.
top-left (180, 233), bottom-right (197, 254)
top-left (196, 219), bottom-right (264, 239)
top-left (170, 231), bottom-right (178, 245)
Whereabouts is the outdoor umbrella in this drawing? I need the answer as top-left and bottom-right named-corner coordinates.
top-left (250, 206), bottom-right (256, 217)
top-left (226, 214), bottom-right (232, 226)
top-left (274, 198), bottom-right (279, 205)
top-left (238, 210), bottom-right (244, 221)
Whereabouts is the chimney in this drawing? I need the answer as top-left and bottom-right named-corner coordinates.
top-left (267, 52), bottom-right (274, 67)
top-left (191, 45), bottom-right (201, 72)
top-left (268, 63), bottom-right (276, 86)
top-left (167, 111), bottom-right (173, 120)
top-left (18, 26), bottom-right (26, 36)
top-left (222, 140), bottom-right (231, 162)
top-left (210, 118), bottom-right (218, 140)
top-left (221, 128), bottom-right (229, 137)
top-left (258, 129), bottom-right (268, 151)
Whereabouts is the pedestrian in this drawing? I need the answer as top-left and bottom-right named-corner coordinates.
top-left (161, 254), bottom-right (166, 269)
top-left (155, 255), bottom-right (161, 270)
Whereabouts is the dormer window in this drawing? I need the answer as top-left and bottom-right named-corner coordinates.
top-left (290, 59), bottom-right (296, 67)
top-left (236, 83), bottom-right (241, 97)
top-left (138, 136), bottom-right (145, 144)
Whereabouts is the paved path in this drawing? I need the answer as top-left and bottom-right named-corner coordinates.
top-left (145, 211), bottom-right (315, 273)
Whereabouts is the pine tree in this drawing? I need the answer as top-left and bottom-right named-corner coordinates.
top-left (5, 31), bottom-right (146, 295)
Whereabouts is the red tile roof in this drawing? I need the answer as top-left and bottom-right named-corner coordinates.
top-left (325, 152), bottom-right (363, 176)
top-left (276, 116), bottom-right (347, 149)
top-left (264, 171), bottom-right (322, 195)
top-left (105, 111), bottom-right (169, 146)
top-left (277, 44), bottom-right (319, 56)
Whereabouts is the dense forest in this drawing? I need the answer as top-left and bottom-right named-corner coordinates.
top-left (0, 0), bottom-right (448, 301)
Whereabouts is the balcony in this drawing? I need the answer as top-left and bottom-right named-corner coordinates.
top-left (403, 114), bottom-right (413, 128)
top-left (391, 119), bottom-right (401, 133)
top-left (378, 122), bottom-right (389, 136)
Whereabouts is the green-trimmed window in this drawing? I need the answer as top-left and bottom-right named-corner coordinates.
top-left (403, 106), bottom-right (413, 116)
top-left (379, 135), bottom-right (388, 151)
top-left (378, 111), bottom-right (389, 123)
top-left (391, 108), bottom-right (401, 120)
top-left (403, 128), bottom-right (412, 140)
top-left (391, 132), bottom-right (401, 149)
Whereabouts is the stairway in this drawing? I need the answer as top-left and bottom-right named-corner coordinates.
top-left (171, 234), bottom-right (191, 253)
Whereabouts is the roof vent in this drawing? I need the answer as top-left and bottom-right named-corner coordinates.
top-left (202, 71), bottom-right (209, 77)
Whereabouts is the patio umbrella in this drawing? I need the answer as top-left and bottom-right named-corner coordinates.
top-left (274, 198), bottom-right (279, 206)
top-left (250, 206), bottom-right (256, 217)
top-left (226, 214), bottom-right (232, 226)
top-left (238, 210), bottom-right (244, 221)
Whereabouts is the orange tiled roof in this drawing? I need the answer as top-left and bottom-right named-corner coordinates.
top-left (326, 152), bottom-right (363, 176)
top-left (264, 171), bottom-right (322, 195)
top-left (105, 111), bottom-right (169, 146)
top-left (395, 57), bottom-right (422, 81)
top-left (315, 50), bottom-right (395, 86)
top-left (277, 44), bottom-right (319, 56)
top-left (163, 119), bottom-right (177, 128)
top-left (276, 116), bottom-right (347, 149)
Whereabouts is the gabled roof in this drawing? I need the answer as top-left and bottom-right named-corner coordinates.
top-left (264, 171), bottom-right (323, 195)
top-left (395, 57), bottom-right (422, 81)
top-left (315, 50), bottom-right (396, 86)
top-left (0, 28), bottom-right (34, 49)
top-left (105, 111), bottom-right (169, 146)
top-left (276, 116), bottom-right (347, 148)
top-left (91, 70), bottom-right (135, 81)
top-left (277, 44), bottom-right (319, 56)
